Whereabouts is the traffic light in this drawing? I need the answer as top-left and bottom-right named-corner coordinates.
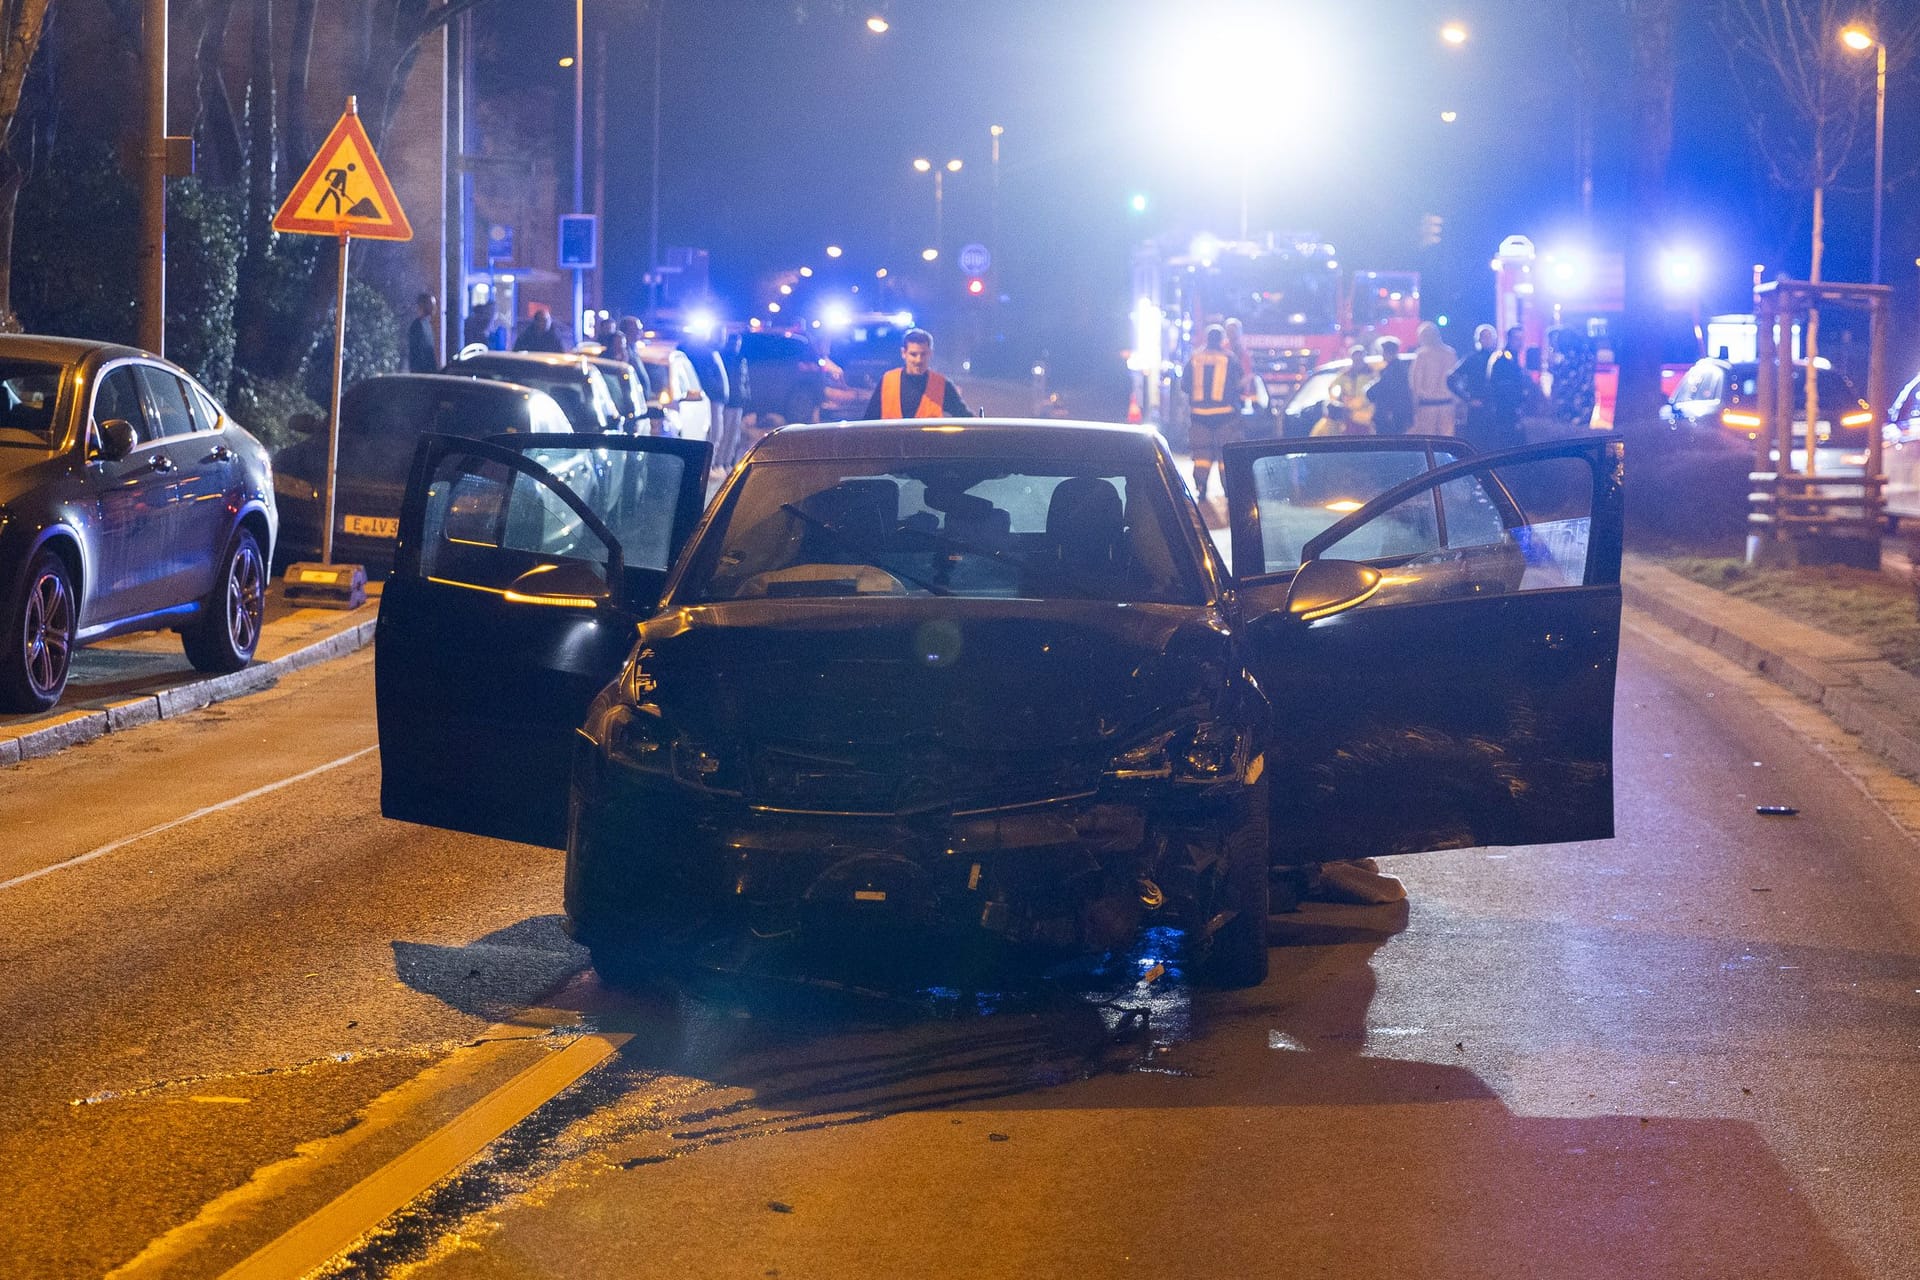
top-left (1419, 213), bottom-right (1444, 247)
top-left (966, 276), bottom-right (986, 297)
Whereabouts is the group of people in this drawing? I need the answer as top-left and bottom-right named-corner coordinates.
top-left (1180, 315), bottom-right (1601, 499)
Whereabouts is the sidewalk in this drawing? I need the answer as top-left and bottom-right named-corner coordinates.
top-left (0, 583), bottom-right (380, 767)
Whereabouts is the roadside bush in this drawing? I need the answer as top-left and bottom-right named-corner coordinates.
top-left (230, 370), bottom-right (322, 457)
top-left (298, 279), bottom-right (401, 407)
top-left (13, 142), bottom-right (137, 343)
top-left (1625, 443), bottom-right (1751, 553)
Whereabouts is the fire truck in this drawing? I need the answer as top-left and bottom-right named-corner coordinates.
top-left (1128, 232), bottom-right (1421, 427)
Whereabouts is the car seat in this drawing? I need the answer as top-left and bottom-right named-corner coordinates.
top-left (1045, 476), bottom-right (1126, 588)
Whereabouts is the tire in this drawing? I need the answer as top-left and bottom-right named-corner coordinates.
top-left (182, 528), bottom-right (266, 674)
top-left (1201, 773), bottom-right (1272, 989)
top-left (1, 549), bottom-right (77, 713)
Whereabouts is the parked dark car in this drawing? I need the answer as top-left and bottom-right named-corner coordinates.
top-left (1281, 354), bottom-right (1415, 436)
top-left (0, 336), bottom-right (276, 711)
top-left (443, 349), bottom-right (624, 433)
top-left (737, 330), bottom-right (825, 424)
top-left (374, 423), bottom-right (1623, 991)
top-left (1663, 357), bottom-right (1874, 471)
top-left (273, 374), bottom-right (571, 572)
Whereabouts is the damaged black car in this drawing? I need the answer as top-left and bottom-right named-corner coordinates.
top-left (373, 422), bottom-right (1624, 990)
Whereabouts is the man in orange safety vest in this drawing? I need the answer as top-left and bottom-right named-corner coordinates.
top-left (864, 328), bottom-right (971, 419)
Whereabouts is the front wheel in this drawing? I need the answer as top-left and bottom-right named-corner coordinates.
top-left (1199, 772), bottom-right (1272, 989)
top-left (1, 550), bottom-right (77, 712)
top-left (182, 528), bottom-right (266, 673)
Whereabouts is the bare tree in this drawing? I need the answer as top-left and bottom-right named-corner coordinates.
top-left (0, 0), bottom-right (57, 325)
top-left (1722, 0), bottom-right (1873, 447)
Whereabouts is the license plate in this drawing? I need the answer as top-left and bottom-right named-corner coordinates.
top-left (343, 515), bottom-right (398, 538)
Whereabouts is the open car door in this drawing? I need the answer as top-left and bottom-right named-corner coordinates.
top-left (376, 433), bottom-right (710, 848)
top-left (1225, 437), bottom-right (1626, 863)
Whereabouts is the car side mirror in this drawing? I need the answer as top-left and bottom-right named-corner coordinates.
top-left (96, 418), bottom-right (137, 461)
top-left (503, 560), bottom-right (612, 609)
top-left (1284, 558), bottom-right (1381, 623)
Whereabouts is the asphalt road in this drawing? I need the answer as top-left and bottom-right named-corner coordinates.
top-left (3, 615), bottom-right (1920, 1279)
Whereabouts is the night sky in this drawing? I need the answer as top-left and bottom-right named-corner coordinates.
top-left (483, 0), bottom-right (1917, 381)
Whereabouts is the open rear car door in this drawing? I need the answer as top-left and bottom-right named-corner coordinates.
top-left (1224, 436), bottom-right (1626, 863)
top-left (376, 433), bottom-right (710, 848)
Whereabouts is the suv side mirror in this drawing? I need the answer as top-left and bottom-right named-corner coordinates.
top-left (1285, 558), bottom-right (1381, 623)
top-left (96, 418), bottom-right (137, 461)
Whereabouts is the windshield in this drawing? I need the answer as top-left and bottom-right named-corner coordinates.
top-left (1206, 254), bottom-right (1338, 335)
top-left (0, 359), bottom-right (66, 447)
top-left (680, 459), bottom-right (1203, 604)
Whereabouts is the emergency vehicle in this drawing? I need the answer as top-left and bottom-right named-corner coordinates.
top-left (1128, 232), bottom-right (1420, 426)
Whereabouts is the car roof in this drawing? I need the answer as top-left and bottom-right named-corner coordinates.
top-left (454, 350), bottom-right (593, 371)
top-left (0, 334), bottom-right (158, 365)
top-left (351, 372), bottom-right (541, 396)
top-left (749, 419), bottom-right (1166, 465)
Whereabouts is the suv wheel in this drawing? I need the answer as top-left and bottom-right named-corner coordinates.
top-left (182, 528), bottom-right (266, 673)
top-left (1, 550), bottom-right (77, 713)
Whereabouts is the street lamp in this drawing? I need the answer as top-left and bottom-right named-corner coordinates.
top-left (1440, 21), bottom-right (1468, 45)
top-left (912, 157), bottom-right (962, 254)
top-left (1840, 22), bottom-right (1886, 285)
top-left (866, 15), bottom-right (889, 34)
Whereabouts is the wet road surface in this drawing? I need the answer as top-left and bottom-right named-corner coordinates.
top-left (3, 613), bottom-right (1920, 1278)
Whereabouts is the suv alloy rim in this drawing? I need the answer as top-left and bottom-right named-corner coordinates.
top-left (226, 539), bottom-right (265, 654)
top-left (24, 566), bottom-right (73, 698)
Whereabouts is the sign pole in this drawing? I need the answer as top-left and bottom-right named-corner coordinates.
top-left (322, 231), bottom-right (351, 567)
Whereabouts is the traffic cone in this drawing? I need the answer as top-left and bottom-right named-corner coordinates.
top-left (1126, 391), bottom-right (1142, 424)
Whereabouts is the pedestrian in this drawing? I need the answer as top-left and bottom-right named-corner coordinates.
top-left (684, 333), bottom-right (729, 448)
top-left (1484, 325), bottom-right (1532, 450)
top-left (406, 292), bottom-right (438, 373)
top-left (1409, 321), bottom-right (1459, 435)
top-left (1366, 336), bottom-right (1413, 435)
top-left (1448, 324), bottom-right (1502, 450)
top-left (719, 331), bottom-right (751, 468)
top-left (616, 315), bottom-right (653, 405)
top-left (1185, 324), bottom-right (1236, 498)
top-left (462, 301), bottom-right (493, 353)
top-left (1547, 325), bottom-right (1597, 431)
top-left (863, 328), bottom-right (971, 420)
top-left (1318, 344), bottom-right (1376, 436)
top-left (513, 306), bottom-right (565, 354)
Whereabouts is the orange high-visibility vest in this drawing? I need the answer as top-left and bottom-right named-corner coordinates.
top-left (880, 369), bottom-right (949, 418)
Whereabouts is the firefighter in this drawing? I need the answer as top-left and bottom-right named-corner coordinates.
top-left (1186, 324), bottom-right (1235, 498)
top-left (864, 328), bottom-right (971, 419)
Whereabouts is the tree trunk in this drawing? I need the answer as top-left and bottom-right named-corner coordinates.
top-left (193, 0), bottom-right (242, 184)
top-left (284, 0), bottom-right (316, 178)
top-left (1804, 178), bottom-right (1823, 475)
top-left (232, 0), bottom-right (283, 386)
top-left (0, 152), bottom-right (22, 328)
top-left (0, 0), bottom-right (57, 325)
top-left (1613, 0), bottom-right (1676, 444)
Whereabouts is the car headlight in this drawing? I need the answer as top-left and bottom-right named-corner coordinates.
top-left (601, 703), bottom-right (741, 791)
top-left (1105, 719), bottom-right (1247, 783)
top-left (274, 472), bottom-right (319, 504)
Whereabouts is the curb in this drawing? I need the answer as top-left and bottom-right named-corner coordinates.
top-left (1622, 555), bottom-right (1920, 781)
top-left (0, 617), bottom-right (378, 769)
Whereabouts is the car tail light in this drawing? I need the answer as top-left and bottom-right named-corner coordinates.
top-left (1721, 409), bottom-right (1762, 430)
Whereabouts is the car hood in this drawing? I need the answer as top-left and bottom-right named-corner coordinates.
top-left (630, 599), bottom-right (1230, 809)
top-left (0, 447), bottom-right (64, 501)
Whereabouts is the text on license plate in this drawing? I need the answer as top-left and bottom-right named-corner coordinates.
top-left (343, 515), bottom-right (398, 538)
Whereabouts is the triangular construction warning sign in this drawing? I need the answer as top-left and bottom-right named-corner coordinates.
top-left (273, 106), bottom-right (413, 241)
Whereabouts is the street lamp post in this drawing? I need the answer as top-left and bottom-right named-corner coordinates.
top-left (572, 0), bottom-right (585, 339)
top-left (912, 157), bottom-right (962, 256)
top-left (1841, 24), bottom-right (1886, 285)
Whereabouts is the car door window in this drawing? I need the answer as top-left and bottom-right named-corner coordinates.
top-left (186, 381), bottom-right (225, 432)
top-left (1314, 452), bottom-right (1599, 608)
top-left (135, 365), bottom-right (199, 440)
top-left (421, 453), bottom-right (613, 590)
top-left (523, 444), bottom-right (687, 571)
top-left (1242, 448), bottom-right (1446, 574)
top-left (92, 366), bottom-right (148, 443)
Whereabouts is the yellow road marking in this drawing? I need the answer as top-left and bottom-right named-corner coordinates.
top-left (218, 1029), bottom-right (631, 1280)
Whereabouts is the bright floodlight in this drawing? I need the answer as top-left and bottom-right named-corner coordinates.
top-left (912, 157), bottom-right (931, 173)
top-left (684, 308), bottom-right (718, 340)
top-left (1129, 193), bottom-right (1149, 213)
top-left (1441, 22), bottom-right (1468, 45)
top-left (1545, 250), bottom-right (1592, 295)
top-left (1661, 248), bottom-right (1703, 295)
top-left (1189, 233), bottom-right (1222, 265)
top-left (826, 245), bottom-right (843, 258)
top-left (866, 16), bottom-right (888, 34)
top-left (1840, 24), bottom-right (1875, 51)
top-left (945, 158), bottom-right (963, 172)
top-left (1138, 16), bottom-right (1339, 171)
top-left (921, 247), bottom-right (939, 262)
top-left (821, 300), bottom-right (854, 331)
